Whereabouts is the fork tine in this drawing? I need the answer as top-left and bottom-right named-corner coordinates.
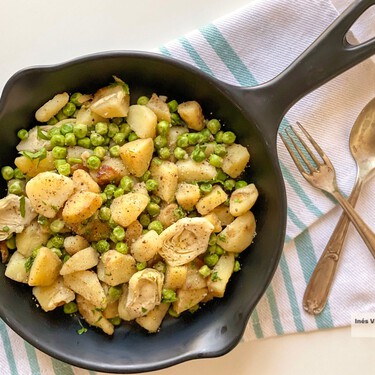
top-left (287, 125), bottom-right (321, 169)
top-left (279, 132), bottom-right (309, 176)
top-left (285, 126), bottom-right (315, 173)
top-left (296, 121), bottom-right (332, 166)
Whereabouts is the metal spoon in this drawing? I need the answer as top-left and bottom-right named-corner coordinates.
top-left (303, 97), bottom-right (375, 315)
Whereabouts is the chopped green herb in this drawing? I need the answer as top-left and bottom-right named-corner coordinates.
top-left (19, 196), bottom-right (26, 218)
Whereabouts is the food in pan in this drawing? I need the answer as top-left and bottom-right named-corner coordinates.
top-left (0, 77), bottom-right (257, 335)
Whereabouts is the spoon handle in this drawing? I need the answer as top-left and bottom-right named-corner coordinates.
top-left (303, 178), bottom-right (362, 315)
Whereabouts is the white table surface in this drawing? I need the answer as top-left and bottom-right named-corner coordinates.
top-left (1, 1), bottom-right (375, 374)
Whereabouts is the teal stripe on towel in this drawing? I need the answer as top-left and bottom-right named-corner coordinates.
top-left (250, 307), bottom-right (264, 339)
top-left (24, 342), bottom-right (41, 375)
top-left (0, 321), bottom-right (19, 375)
top-left (51, 358), bottom-right (75, 375)
top-left (265, 286), bottom-right (284, 335)
top-left (179, 37), bottom-right (214, 75)
top-left (200, 24), bottom-right (257, 86)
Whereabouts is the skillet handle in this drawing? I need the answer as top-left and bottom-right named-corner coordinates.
top-left (244, 0), bottom-right (375, 140)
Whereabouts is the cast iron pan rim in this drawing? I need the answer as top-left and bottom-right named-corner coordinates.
top-left (0, 49), bottom-right (287, 373)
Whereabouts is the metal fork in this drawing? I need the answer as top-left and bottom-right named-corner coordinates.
top-left (279, 122), bottom-right (375, 259)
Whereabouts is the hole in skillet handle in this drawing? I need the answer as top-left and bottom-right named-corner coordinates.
top-left (345, 4), bottom-right (375, 45)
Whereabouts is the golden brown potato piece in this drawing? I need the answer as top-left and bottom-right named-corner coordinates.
top-left (172, 288), bottom-right (208, 314)
top-left (150, 161), bottom-right (178, 203)
top-left (207, 253), bottom-right (235, 297)
top-left (15, 151), bottom-right (55, 178)
top-left (221, 143), bottom-right (250, 178)
top-left (229, 183), bottom-right (258, 217)
top-left (119, 138), bottom-right (154, 177)
top-left (177, 101), bottom-right (205, 131)
top-left (72, 169), bottom-right (100, 193)
top-left (146, 93), bottom-right (171, 123)
top-left (136, 302), bottom-right (170, 333)
top-left (196, 186), bottom-right (228, 216)
top-left (62, 191), bottom-right (102, 226)
top-left (28, 247), bottom-right (62, 287)
top-left (60, 247), bottom-right (99, 275)
top-left (175, 183), bottom-right (201, 211)
top-left (110, 193), bottom-right (149, 227)
top-left (127, 105), bottom-right (157, 138)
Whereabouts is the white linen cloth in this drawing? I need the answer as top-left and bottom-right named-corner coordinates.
top-left (0, 0), bottom-right (374, 374)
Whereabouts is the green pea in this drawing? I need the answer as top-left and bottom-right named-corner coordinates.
top-left (168, 307), bottom-right (180, 318)
top-left (207, 119), bottom-right (221, 135)
top-left (148, 220), bottom-right (163, 235)
top-left (188, 132), bottom-right (200, 145)
top-left (174, 147), bottom-right (187, 160)
top-left (6, 236), bottom-right (16, 250)
top-left (150, 195), bottom-right (161, 204)
top-left (63, 301), bottom-right (78, 314)
top-left (176, 134), bottom-right (189, 148)
top-left (86, 155), bottom-right (101, 170)
top-left (208, 233), bottom-right (217, 246)
top-left (56, 110), bottom-right (67, 121)
top-left (154, 135), bottom-right (168, 149)
top-left (136, 261), bottom-right (147, 271)
top-left (112, 117), bottom-right (124, 125)
top-left (224, 179), bottom-right (236, 191)
top-left (137, 96), bottom-right (149, 105)
top-left (8, 180), bottom-right (23, 195)
top-left (109, 145), bottom-right (120, 157)
top-left (95, 122), bottom-right (108, 135)
top-left (1, 166), bottom-right (14, 181)
top-left (50, 134), bottom-right (65, 147)
top-left (13, 168), bottom-right (25, 180)
top-left (151, 157), bottom-right (162, 166)
top-left (119, 176), bottom-right (133, 192)
top-left (112, 132), bottom-right (126, 145)
top-left (215, 130), bottom-right (224, 143)
top-left (96, 240), bottom-right (110, 253)
top-left (115, 242), bottom-right (128, 254)
top-left (128, 132), bottom-right (138, 142)
top-left (57, 163), bottom-right (71, 176)
top-left (109, 317), bottom-right (122, 326)
top-left (199, 128), bottom-right (211, 142)
top-left (119, 123), bottom-right (131, 136)
top-left (62, 102), bottom-right (76, 117)
top-left (37, 215), bottom-right (48, 226)
top-left (60, 123), bottom-right (74, 135)
top-left (199, 265), bottom-right (211, 278)
top-left (47, 235), bottom-right (64, 249)
top-left (73, 124), bottom-right (88, 139)
top-left (145, 179), bottom-right (158, 192)
top-left (167, 100), bottom-right (178, 113)
top-left (171, 113), bottom-right (182, 125)
top-left (90, 133), bottom-right (105, 147)
top-left (104, 184), bottom-right (117, 198)
top-left (222, 131), bottom-right (236, 144)
top-left (70, 93), bottom-right (82, 106)
top-left (99, 206), bottom-right (111, 221)
top-left (107, 123), bottom-right (119, 138)
top-left (48, 127), bottom-right (61, 138)
top-left (233, 260), bottom-right (241, 272)
top-left (191, 147), bottom-right (206, 162)
top-left (235, 180), bottom-right (248, 189)
top-left (200, 183), bottom-right (213, 194)
top-left (47, 116), bottom-right (58, 125)
top-left (157, 120), bottom-right (170, 135)
top-left (215, 245), bottom-right (225, 256)
top-left (158, 147), bottom-right (170, 160)
top-left (162, 288), bottom-right (177, 303)
top-left (112, 226), bottom-right (125, 242)
top-left (204, 253), bottom-right (219, 268)
top-left (51, 248), bottom-right (62, 258)
top-left (216, 169), bottom-right (228, 182)
top-left (108, 286), bottom-right (122, 301)
top-left (113, 187), bottom-right (124, 198)
top-left (209, 154), bottom-right (223, 168)
top-left (77, 137), bottom-right (91, 148)
top-left (64, 133), bottom-right (76, 147)
top-left (52, 146), bottom-right (67, 159)
top-left (214, 143), bottom-right (227, 157)
top-left (93, 146), bottom-right (106, 160)
top-left (173, 206), bottom-right (186, 220)
top-left (139, 213), bottom-right (151, 228)
top-left (17, 129), bottom-right (29, 140)
top-left (147, 202), bottom-right (160, 217)
top-left (50, 219), bottom-right (65, 233)
top-left (153, 261), bottom-right (166, 273)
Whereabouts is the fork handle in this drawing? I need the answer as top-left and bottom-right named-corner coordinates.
top-left (303, 178), bottom-right (363, 315)
top-left (331, 189), bottom-right (375, 259)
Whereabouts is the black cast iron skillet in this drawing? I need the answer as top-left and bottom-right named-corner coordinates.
top-left (0, 0), bottom-right (374, 373)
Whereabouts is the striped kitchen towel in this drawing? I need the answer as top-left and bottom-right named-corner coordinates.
top-left (1, 0), bottom-right (375, 374)
top-left (159, 0), bottom-right (375, 340)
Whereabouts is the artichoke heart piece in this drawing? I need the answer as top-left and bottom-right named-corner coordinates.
top-left (159, 217), bottom-right (214, 266)
top-left (123, 268), bottom-right (164, 320)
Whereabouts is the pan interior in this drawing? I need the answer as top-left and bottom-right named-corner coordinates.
top-left (0, 52), bottom-right (286, 373)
